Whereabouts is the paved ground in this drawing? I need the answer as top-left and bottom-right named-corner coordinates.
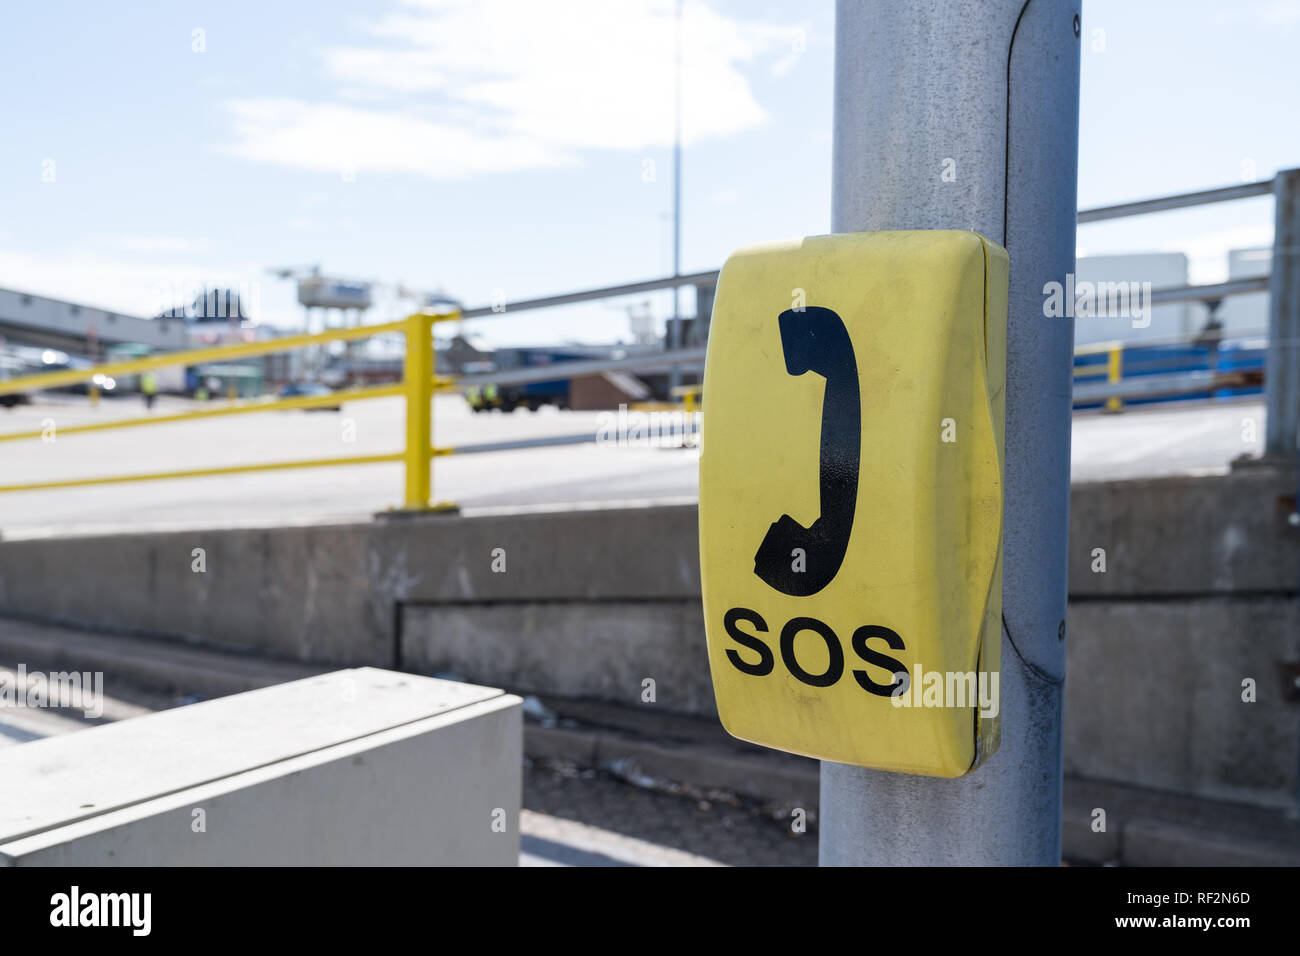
top-left (522, 759), bottom-right (815, 867)
top-left (1069, 398), bottom-right (1263, 481)
top-left (0, 392), bottom-right (1267, 539)
top-left (0, 661), bottom-right (158, 748)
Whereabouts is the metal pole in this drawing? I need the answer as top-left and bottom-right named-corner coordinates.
top-left (668, 0), bottom-right (683, 392)
top-left (1265, 168), bottom-right (1300, 458)
top-left (403, 312), bottom-right (434, 510)
top-left (820, 0), bottom-right (1079, 866)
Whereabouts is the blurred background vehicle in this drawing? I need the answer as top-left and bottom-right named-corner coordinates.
top-left (278, 380), bottom-right (341, 411)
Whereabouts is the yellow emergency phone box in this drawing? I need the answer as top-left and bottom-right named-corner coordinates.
top-left (698, 230), bottom-right (1007, 777)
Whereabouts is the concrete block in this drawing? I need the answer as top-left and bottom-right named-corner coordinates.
top-left (1065, 598), bottom-right (1300, 809)
top-left (1, 478), bottom-right (1297, 816)
top-left (1122, 818), bottom-right (1300, 867)
top-left (1069, 465), bottom-right (1299, 597)
top-left (0, 668), bottom-right (522, 865)
top-left (401, 599), bottom-right (715, 716)
top-left (376, 504), bottom-right (702, 603)
top-left (0, 504), bottom-right (703, 663)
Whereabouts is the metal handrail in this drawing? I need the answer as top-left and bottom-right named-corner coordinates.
top-left (0, 317), bottom-right (418, 396)
top-left (451, 172), bottom-right (1280, 413)
top-left (0, 311), bottom-right (461, 511)
top-left (459, 270), bottom-right (721, 318)
top-left (1073, 326), bottom-right (1267, 355)
top-left (449, 183), bottom-right (1278, 319)
top-left (1076, 179), bottom-right (1274, 223)
top-left (0, 382), bottom-right (412, 443)
top-left (0, 171), bottom-right (1289, 506)
top-left (1070, 325), bottom-right (1268, 410)
top-left (1148, 276), bottom-right (1270, 305)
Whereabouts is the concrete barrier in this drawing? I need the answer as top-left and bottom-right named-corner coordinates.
top-left (0, 668), bottom-right (522, 865)
top-left (0, 506), bottom-right (701, 666)
top-left (0, 462), bottom-right (1296, 810)
top-left (1068, 465), bottom-right (1299, 597)
top-left (1065, 598), bottom-right (1300, 809)
top-left (402, 600), bottom-right (714, 715)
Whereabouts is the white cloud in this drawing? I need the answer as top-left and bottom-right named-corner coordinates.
top-left (222, 0), bottom-right (801, 180)
top-left (115, 236), bottom-right (207, 254)
top-left (222, 98), bottom-right (573, 179)
top-left (324, 48), bottom-right (448, 93)
top-left (1213, 0), bottom-right (1300, 26)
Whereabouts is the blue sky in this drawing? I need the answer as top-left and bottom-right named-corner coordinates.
top-left (1, 0), bottom-right (1297, 347)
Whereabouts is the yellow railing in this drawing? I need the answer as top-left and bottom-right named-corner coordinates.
top-left (628, 383), bottom-right (703, 415)
top-left (1072, 340), bottom-right (1125, 413)
top-left (0, 311), bottom-right (462, 511)
top-left (670, 383), bottom-right (703, 415)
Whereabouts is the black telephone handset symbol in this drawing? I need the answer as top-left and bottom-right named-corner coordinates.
top-left (753, 307), bottom-right (860, 597)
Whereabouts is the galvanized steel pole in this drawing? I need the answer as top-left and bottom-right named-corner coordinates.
top-left (820, 0), bottom-right (1080, 865)
top-left (668, 0), bottom-right (684, 393)
top-left (1265, 168), bottom-right (1300, 458)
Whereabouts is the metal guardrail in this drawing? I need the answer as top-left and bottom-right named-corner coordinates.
top-left (1147, 275), bottom-right (1270, 305)
top-left (1071, 327), bottom-right (1267, 410)
top-left (1073, 370), bottom-right (1218, 405)
top-left (451, 179), bottom-right (1278, 319)
top-left (458, 179), bottom-right (1282, 415)
top-left (446, 176), bottom-right (1288, 428)
top-left (1075, 179), bottom-right (1275, 223)
top-left (0, 312), bottom-right (462, 510)
top-left (1069, 176), bottom-right (1288, 424)
top-left (459, 270), bottom-right (721, 319)
top-left (0, 382), bottom-right (410, 443)
top-left (1, 174), bottom-right (1293, 505)
top-left (0, 318), bottom-right (410, 394)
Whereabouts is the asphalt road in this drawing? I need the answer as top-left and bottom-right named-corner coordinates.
top-left (0, 392), bottom-right (1267, 539)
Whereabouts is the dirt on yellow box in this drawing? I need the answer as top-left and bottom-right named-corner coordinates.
top-left (698, 230), bottom-right (1007, 777)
